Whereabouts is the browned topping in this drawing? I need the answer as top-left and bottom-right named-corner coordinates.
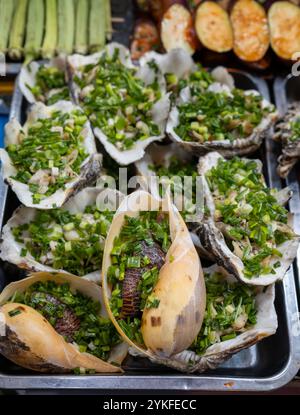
top-left (151, 316), bottom-right (162, 327)
top-left (121, 241), bottom-right (165, 318)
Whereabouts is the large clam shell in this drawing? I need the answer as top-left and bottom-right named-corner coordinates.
top-left (0, 101), bottom-right (102, 209)
top-left (274, 102), bottom-right (300, 178)
top-left (19, 56), bottom-right (69, 104)
top-left (102, 190), bottom-right (206, 360)
top-left (0, 272), bottom-right (127, 373)
top-left (0, 187), bottom-right (124, 282)
top-left (130, 264), bottom-right (277, 373)
top-left (167, 83), bottom-right (277, 157)
top-left (68, 43), bottom-right (170, 166)
top-left (197, 151), bottom-right (299, 286)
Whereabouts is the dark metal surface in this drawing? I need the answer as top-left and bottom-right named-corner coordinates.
top-left (0, 70), bottom-right (299, 391)
top-left (274, 75), bottom-right (300, 312)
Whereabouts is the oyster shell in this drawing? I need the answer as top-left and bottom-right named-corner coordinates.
top-left (140, 49), bottom-right (235, 95)
top-left (135, 143), bottom-right (204, 251)
top-left (274, 102), bottom-right (300, 178)
top-left (102, 190), bottom-right (206, 360)
top-left (130, 264), bottom-right (277, 373)
top-left (19, 57), bottom-right (70, 104)
top-left (68, 43), bottom-right (170, 166)
top-left (167, 82), bottom-right (277, 157)
top-left (196, 152), bottom-right (299, 285)
top-left (0, 101), bottom-right (102, 209)
top-left (0, 187), bottom-right (124, 282)
top-left (0, 272), bottom-right (127, 373)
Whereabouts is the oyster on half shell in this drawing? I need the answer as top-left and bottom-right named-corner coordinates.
top-left (167, 80), bottom-right (277, 157)
top-left (0, 101), bottom-right (102, 209)
top-left (196, 152), bottom-right (299, 285)
top-left (274, 102), bottom-right (300, 178)
top-left (0, 188), bottom-right (124, 282)
top-left (130, 264), bottom-right (277, 373)
top-left (68, 43), bottom-right (170, 166)
top-left (135, 143), bottom-right (204, 251)
top-left (102, 190), bottom-right (206, 362)
top-left (0, 272), bottom-right (127, 373)
top-left (19, 57), bottom-right (70, 105)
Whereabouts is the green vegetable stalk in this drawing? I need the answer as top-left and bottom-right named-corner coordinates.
top-left (24, 0), bottom-right (45, 64)
top-left (89, 0), bottom-right (105, 53)
top-left (41, 0), bottom-right (57, 59)
top-left (75, 0), bottom-right (89, 54)
top-left (0, 0), bottom-right (16, 53)
top-left (8, 0), bottom-right (28, 60)
top-left (57, 0), bottom-right (75, 55)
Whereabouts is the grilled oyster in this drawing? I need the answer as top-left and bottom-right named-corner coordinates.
top-left (0, 272), bottom-right (127, 373)
top-left (196, 152), bottom-right (299, 285)
top-left (140, 49), bottom-right (234, 98)
top-left (68, 43), bottom-right (170, 166)
top-left (130, 264), bottom-right (277, 373)
top-left (135, 143), bottom-right (204, 250)
top-left (0, 101), bottom-right (102, 209)
top-left (19, 57), bottom-right (70, 105)
top-left (167, 80), bottom-right (277, 157)
top-left (274, 102), bottom-right (300, 178)
top-left (0, 188), bottom-right (124, 282)
top-left (102, 190), bottom-right (206, 361)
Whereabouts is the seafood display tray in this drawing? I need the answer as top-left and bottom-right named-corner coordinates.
top-left (0, 70), bottom-right (299, 392)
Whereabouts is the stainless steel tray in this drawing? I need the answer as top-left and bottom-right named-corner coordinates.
top-left (0, 72), bottom-right (300, 392)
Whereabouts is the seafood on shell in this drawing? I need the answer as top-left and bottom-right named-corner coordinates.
top-left (167, 81), bottom-right (277, 157)
top-left (274, 102), bottom-right (300, 178)
top-left (135, 143), bottom-right (204, 251)
top-left (68, 43), bottom-right (170, 166)
top-left (196, 152), bottom-right (299, 286)
top-left (0, 272), bottom-right (128, 373)
top-left (19, 56), bottom-right (70, 105)
top-left (102, 190), bottom-right (206, 363)
top-left (130, 264), bottom-right (277, 373)
top-left (0, 188), bottom-right (124, 282)
top-left (0, 101), bottom-right (102, 209)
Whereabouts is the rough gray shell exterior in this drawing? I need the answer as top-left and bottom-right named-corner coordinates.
top-left (274, 102), bottom-right (300, 178)
top-left (195, 152), bottom-right (299, 286)
top-left (167, 87), bottom-right (278, 158)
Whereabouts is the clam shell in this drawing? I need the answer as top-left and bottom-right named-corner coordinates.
top-left (0, 188), bottom-right (124, 282)
top-left (167, 83), bottom-right (277, 157)
top-left (102, 190), bottom-right (206, 360)
top-left (274, 102), bottom-right (300, 178)
top-left (68, 43), bottom-right (170, 166)
top-left (0, 101), bottom-right (102, 209)
top-left (0, 272), bottom-right (126, 373)
top-left (197, 151), bottom-right (299, 285)
top-left (19, 56), bottom-right (69, 104)
top-left (130, 265), bottom-right (277, 373)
